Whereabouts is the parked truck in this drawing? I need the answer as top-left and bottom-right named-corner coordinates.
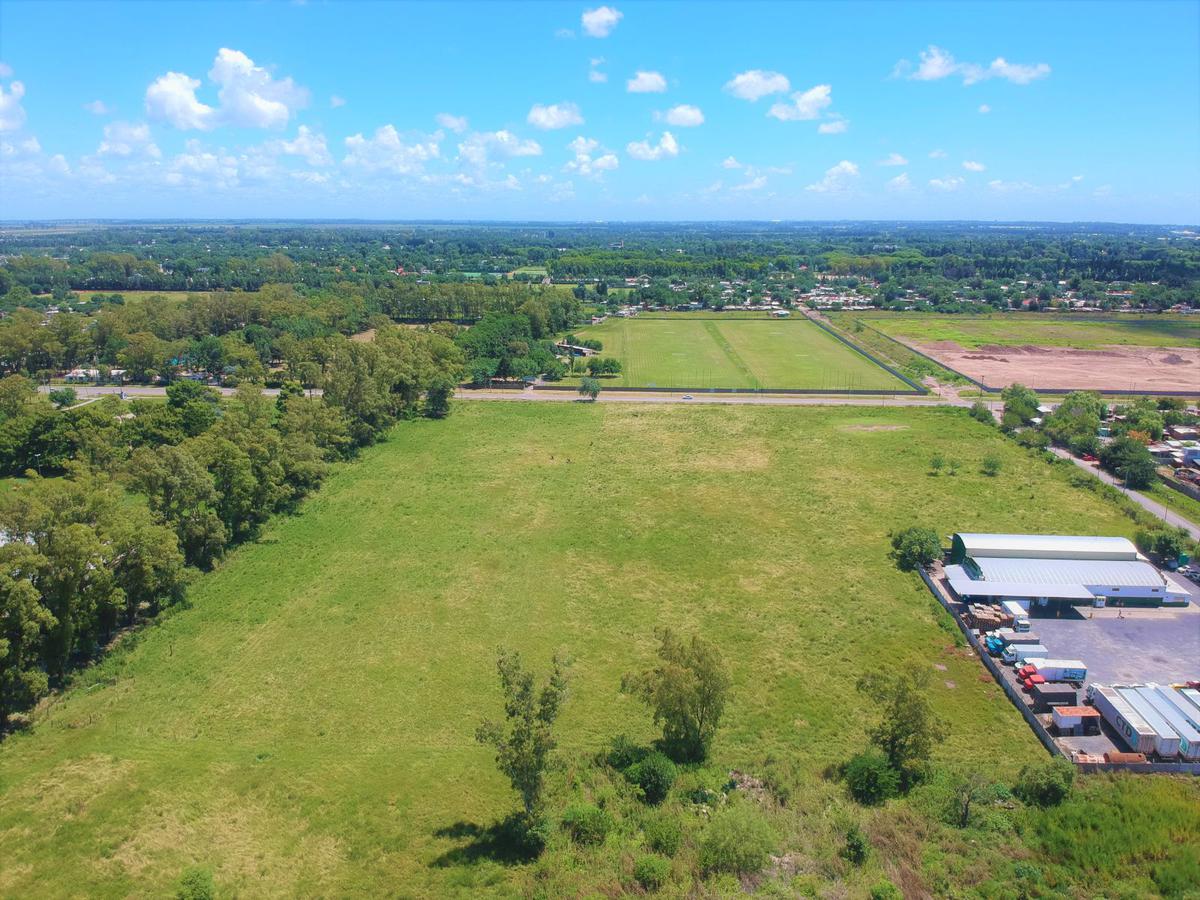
top-left (1088, 684), bottom-right (1157, 755)
top-left (1028, 659), bottom-right (1088, 683)
top-left (1002, 643), bottom-right (1048, 665)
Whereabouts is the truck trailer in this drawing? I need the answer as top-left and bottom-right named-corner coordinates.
top-left (1135, 687), bottom-right (1200, 761)
top-left (1088, 685), bottom-right (1157, 755)
top-left (1115, 686), bottom-right (1182, 759)
top-left (1029, 659), bottom-right (1088, 683)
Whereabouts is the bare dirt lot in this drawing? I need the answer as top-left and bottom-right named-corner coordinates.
top-left (915, 341), bottom-right (1200, 392)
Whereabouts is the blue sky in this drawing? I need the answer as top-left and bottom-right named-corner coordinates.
top-left (1, 0), bottom-right (1197, 222)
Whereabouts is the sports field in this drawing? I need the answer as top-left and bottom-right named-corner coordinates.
top-left (571, 317), bottom-right (909, 390)
top-left (3, 403), bottom-right (1196, 897)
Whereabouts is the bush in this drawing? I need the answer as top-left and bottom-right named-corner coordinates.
top-left (48, 387), bottom-right (77, 409)
top-left (981, 454), bottom-right (1002, 477)
top-left (844, 750), bottom-right (900, 805)
top-left (890, 526), bottom-right (941, 571)
top-left (627, 752), bottom-right (678, 804)
top-left (968, 401), bottom-right (994, 425)
top-left (175, 867), bottom-right (215, 900)
top-left (561, 802), bottom-right (612, 846)
top-left (643, 811), bottom-right (683, 856)
top-left (606, 734), bottom-right (649, 771)
top-left (697, 802), bottom-right (775, 875)
top-left (633, 854), bottom-right (671, 891)
top-left (869, 880), bottom-right (902, 900)
top-left (841, 824), bottom-right (869, 865)
top-left (1014, 758), bottom-right (1075, 807)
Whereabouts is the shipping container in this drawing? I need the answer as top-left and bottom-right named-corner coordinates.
top-left (1116, 687), bottom-right (1182, 759)
top-left (1155, 687), bottom-right (1200, 732)
top-left (1029, 660), bottom-right (1088, 682)
top-left (995, 629), bottom-right (1041, 645)
top-left (1176, 687), bottom-right (1200, 720)
top-left (1089, 685), bottom-right (1156, 755)
top-left (1003, 644), bottom-right (1048, 664)
top-left (1135, 687), bottom-right (1200, 761)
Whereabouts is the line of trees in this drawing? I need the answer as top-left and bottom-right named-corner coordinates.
top-left (0, 324), bottom-right (463, 731)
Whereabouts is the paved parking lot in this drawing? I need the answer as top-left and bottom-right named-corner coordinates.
top-left (1028, 581), bottom-right (1200, 688)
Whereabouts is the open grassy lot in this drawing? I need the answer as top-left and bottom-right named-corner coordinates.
top-left (844, 311), bottom-right (1200, 350)
top-left (570, 317), bottom-right (908, 390)
top-left (2, 402), bottom-right (1196, 897)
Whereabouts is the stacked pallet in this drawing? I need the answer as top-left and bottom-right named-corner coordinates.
top-left (965, 603), bottom-right (1014, 631)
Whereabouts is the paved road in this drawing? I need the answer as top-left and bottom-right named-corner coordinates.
top-left (1049, 446), bottom-right (1200, 540)
top-left (50, 382), bottom-right (1004, 411)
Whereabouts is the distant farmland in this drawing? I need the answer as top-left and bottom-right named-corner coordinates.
top-left (571, 316), bottom-right (910, 391)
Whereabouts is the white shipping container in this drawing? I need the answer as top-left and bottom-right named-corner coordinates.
top-left (1176, 688), bottom-right (1200, 720)
top-left (996, 629), bottom-right (1040, 644)
top-left (1030, 660), bottom-right (1088, 682)
top-left (1116, 687), bottom-right (1182, 759)
top-left (1089, 685), bottom-right (1156, 755)
top-left (1156, 688), bottom-right (1200, 732)
top-left (1139, 687), bottom-right (1200, 761)
top-left (1001, 599), bottom-right (1031, 616)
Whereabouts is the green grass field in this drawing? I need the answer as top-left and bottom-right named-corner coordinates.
top-left (3, 403), bottom-right (1196, 897)
top-left (844, 312), bottom-right (1200, 350)
top-left (570, 317), bottom-right (909, 390)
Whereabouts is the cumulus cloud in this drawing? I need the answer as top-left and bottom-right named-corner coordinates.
top-left (330, 95), bottom-right (346, 108)
top-left (626, 131), bottom-right (678, 161)
top-left (564, 135), bottom-right (619, 177)
top-left (886, 172), bottom-right (913, 192)
top-left (457, 130), bottom-right (542, 166)
top-left (581, 6), bottom-right (622, 37)
top-left (343, 125), bottom-right (440, 174)
top-left (97, 121), bottom-right (161, 158)
top-left (929, 175), bottom-right (964, 191)
top-left (929, 148), bottom-right (947, 159)
top-left (83, 100), bottom-right (110, 115)
top-left (165, 139), bottom-right (240, 189)
top-left (724, 70), bottom-right (790, 101)
top-left (436, 113), bottom-right (469, 133)
top-left (962, 160), bottom-right (985, 172)
top-left (527, 102), bottom-right (584, 130)
top-left (263, 125), bottom-right (332, 166)
top-left (145, 48), bottom-right (308, 131)
top-left (661, 104), bottom-right (704, 127)
top-left (0, 77), bottom-right (28, 132)
top-left (805, 159), bottom-right (858, 193)
top-left (627, 70), bottom-right (667, 93)
top-left (978, 103), bottom-right (991, 114)
top-left (768, 84), bottom-right (832, 121)
top-left (817, 117), bottom-right (848, 134)
top-left (879, 152), bottom-right (908, 166)
top-left (896, 45), bottom-right (1050, 85)
top-left (589, 58), bottom-right (607, 83)
top-left (722, 155), bottom-right (742, 169)
top-left (732, 175), bottom-right (767, 191)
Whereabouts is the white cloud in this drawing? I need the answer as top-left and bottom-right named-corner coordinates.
top-left (581, 6), bottom-right (622, 37)
top-left (879, 153), bottom-right (908, 166)
top-left (208, 48), bottom-right (308, 128)
top-left (724, 70), bottom-right (790, 102)
top-left (0, 78), bottom-right (28, 132)
top-left (343, 125), bottom-right (440, 174)
top-left (589, 58), bottom-right (607, 83)
top-left (978, 103), bottom-right (991, 114)
top-left (330, 95), bottom-right (346, 108)
top-left (83, 100), bottom-right (110, 115)
top-left (166, 139), bottom-right (240, 189)
top-left (962, 160), bottom-right (985, 172)
top-left (97, 121), bottom-right (161, 158)
top-left (146, 72), bottom-right (215, 130)
top-left (626, 131), bottom-right (678, 161)
top-left (457, 130), bottom-right (542, 166)
top-left (627, 70), bottom-right (667, 93)
top-left (732, 175), bottom-right (767, 192)
top-left (768, 84), bottom-right (832, 121)
top-left (987, 179), bottom-right (1034, 194)
top-left (564, 135), bottom-right (619, 177)
top-left (1, 135), bottom-right (41, 157)
top-left (897, 45), bottom-right (1050, 86)
top-left (929, 175), bottom-right (964, 191)
top-left (292, 170), bottom-right (331, 185)
top-left (722, 156), bottom-right (742, 169)
top-left (817, 117), bottom-right (848, 134)
top-left (264, 125), bottom-right (332, 166)
top-left (886, 172), bottom-right (912, 192)
top-left (662, 104), bottom-right (704, 127)
top-left (527, 102), bottom-right (584, 130)
top-left (929, 148), bottom-right (947, 159)
top-left (0, 63), bottom-right (12, 78)
top-left (436, 113), bottom-right (469, 133)
top-left (805, 159), bottom-right (858, 193)
top-left (145, 48), bottom-right (307, 131)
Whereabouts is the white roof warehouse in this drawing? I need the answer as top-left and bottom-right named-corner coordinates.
top-left (944, 533), bottom-right (1190, 607)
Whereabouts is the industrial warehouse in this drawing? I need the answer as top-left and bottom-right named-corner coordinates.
top-left (926, 533), bottom-right (1200, 770)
